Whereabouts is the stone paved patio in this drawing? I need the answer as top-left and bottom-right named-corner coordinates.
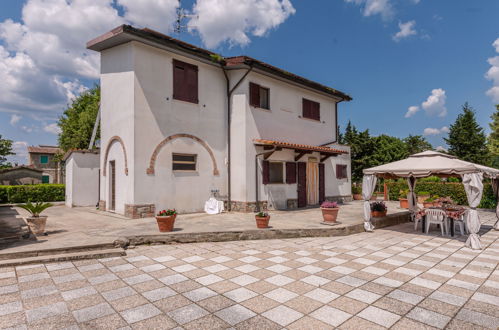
top-left (0, 211), bottom-right (497, 329)
top-left (1, 201), bottom-right (406, 255)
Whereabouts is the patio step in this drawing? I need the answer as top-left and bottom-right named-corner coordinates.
top-left (0, 243), bottom-right (118, 261)
top-left (0, 248), bottom-right (126, 267)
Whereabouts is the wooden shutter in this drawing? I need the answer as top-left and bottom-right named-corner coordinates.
top-left (319, 163), bottom-right (325, 203)
top-left (250, 83), bottom-right (260, 107)
top-left (262, 160), bottom-right (270, 184)
top-left (312, 101), bottom-right (320, 121)
top-left (302, 99), bottom-right (311, 118)
top-left (297, 162), bottom-right (307, 207)
top-left (173, 59), bottom-right (198, 103)
top-left (286, 162), bottom-right (297, 184)
top-left (336, 164), bottom-right (347, 179)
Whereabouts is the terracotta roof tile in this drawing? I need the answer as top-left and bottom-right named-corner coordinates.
top-left (253, 139), bottom-right (348, 154)
top-left (27, 146), bottom-right (60, 154)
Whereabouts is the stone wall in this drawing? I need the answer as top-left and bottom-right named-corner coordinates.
top-left (124, 204), bottom-right (155, 219)
top-left (98, 200), bottom-right (106, 211)
top-left (326, 195), bottom-right (353, 203)
top-left (229, 201), bottom-right (268, 213)
top-left (286, 199), bottom-right (298, 209)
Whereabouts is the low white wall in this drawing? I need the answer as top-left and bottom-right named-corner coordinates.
top-left (65, 152), bottom-right (100, 207)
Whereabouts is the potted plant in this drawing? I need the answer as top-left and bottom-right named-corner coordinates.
top-left (352, 185), bottom-right (362, 200)
top-left (399, 189), bottom-right (409, 209)
top-left (423, 196), bottom-right (436, 208)
top-left (417, 191), bottom-right (430, 204)
top-left (432, 195), bottom-right (441, 207)
top-left (370, 201), bottom-right (387, 217)
top-left (321, 201), bottom-right (340, 223)
top-left (18, 201), bottom-right (53, 235)
top-left (255, 211), bottom-right (270, 228)
top-left (156, 209), bottom-right (177, 232)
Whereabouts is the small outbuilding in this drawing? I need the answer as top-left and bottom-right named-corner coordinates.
top-left (0, 166), bottom-right (43, 185)
top-left (64, 149), bottom-right (100, 207)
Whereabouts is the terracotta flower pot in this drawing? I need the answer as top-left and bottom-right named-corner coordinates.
top-left (353, 194), bottom-right (363, 200)
top-left (423, 202), bottom-right (434, 208)
top-left (371, 210), bottom-right (387, 217)
top-left (399, 198), bottom-right (409, 209)
top-left (26, 216), bottom-right (47, 235)
top-left (255, 216), bottom-right (270, 229)
top-left (433, 202), bottom-right (442, 207)
top-left (321, 207), bottom-right (339, 223)
top-left (417, 195), bottom-right (429, 204)
top-left (156, 215), bottom-right (176, 232)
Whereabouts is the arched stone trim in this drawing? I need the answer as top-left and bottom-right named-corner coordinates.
top-left (103, 136), bottom-right (129, 176)
top-left (147, 133), bottom-right (220, 176)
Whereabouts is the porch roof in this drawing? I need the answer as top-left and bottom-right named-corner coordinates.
top-left (253, 139), bottom-right (348, 155)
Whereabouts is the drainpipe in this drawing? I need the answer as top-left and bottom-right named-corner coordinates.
top-left (320, 99), bottom-right (344, 146)
top-left (255, 147), bottom-right (277, 212)
top-left (221, 65), bottom-right (253, 211)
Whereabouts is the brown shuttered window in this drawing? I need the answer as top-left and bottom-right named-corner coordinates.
top-left (173, 153), bottom-right (197, 171)
top-left (336, 164), bottom-right (348, 179)
top-left (302, 98), bottom-right (320, 121)
top-left (286, 162), bottom-right (297, 184)
top-left (319, 163), bottom-right (325, 203)
top-left (262, 160), bottom-right (270, 184)
top-left (249, 82), bottom-right (270, 109)
top-left (173, 59), bottom-right (198, 104)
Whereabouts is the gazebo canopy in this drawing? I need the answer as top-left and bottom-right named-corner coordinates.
top-left (360, 150), bottom-right (499, 250)
top-left (363, 151), bottom-right (499, 179)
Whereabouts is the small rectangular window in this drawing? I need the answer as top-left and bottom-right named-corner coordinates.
top-left (302, 98), bottom-right (320, 121)
top-left (336, 164), bottom-right (348, 179)
top-left (42, 175), bottom-right (49, 184)
top-left (172, 153), bottom-right (197, 171)
top-left (40, 155), bottom-right (49, 164)
top-left (173, 59), bottom-right (198, 104)
top-left (269, 162), bottom-right (284, 183)
top-left (249, 82), bottom-right (270, 109)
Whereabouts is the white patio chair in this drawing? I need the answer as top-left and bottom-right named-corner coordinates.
top-left (449, 210), bottom-right (467, 236)
top-left (425, 209), bottom-right (448, 236)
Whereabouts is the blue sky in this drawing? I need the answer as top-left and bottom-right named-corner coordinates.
top-left (1, 0), bottom-right (498, 164)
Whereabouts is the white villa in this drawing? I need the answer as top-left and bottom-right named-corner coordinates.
top-left (86, 25), bottom-right (352, 218)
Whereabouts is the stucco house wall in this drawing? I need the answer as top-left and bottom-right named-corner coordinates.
top-left (65, 151), bottom-right (100, 207)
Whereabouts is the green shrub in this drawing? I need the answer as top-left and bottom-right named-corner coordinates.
top-left (0, 186), bottom-right (8, 203)
top-left (386, 181), bottom-right (495, 208)
top-left (0, 184), bottom-right (65, 203)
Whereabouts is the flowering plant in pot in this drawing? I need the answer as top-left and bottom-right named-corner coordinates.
top-left (423, 196), bottom-right (437, 208)
top-left (352, 185), bottom-right (362, 200)
top-left (255, 211), bottom-right (270, 228)
top-left (417, 191), bottom-right (430, 204)
top-left (156, 209), bottom-right (177, 232)
top-left (321, 201), bottom-right (339, 223)
top-left (370, 201), bottom-right (387, 217)
top-left (399, 189), bottom-right (409, 209)
top-left (18, 201), bottom-right (53, 235)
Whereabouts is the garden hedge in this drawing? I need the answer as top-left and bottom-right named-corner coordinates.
top-left (386, 181), bottom-right (496, 209)
top-left (0, 184), bottom-right (65, 204)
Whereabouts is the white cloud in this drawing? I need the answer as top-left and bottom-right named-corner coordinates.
top-left (436, 146), bottom-right (447, 152)
top-left (189, 0), bottom-right (296, 48)
top-left (422, 88), bottom-right (447, 117)
top-left (43, 123), bottom-right (61, 135)
top-left (393, 20), bottom-right (417, 42)
top-left (405, 105), bottom-right (419, 118)
top-left (10, 114), bottom-right (22, 126)
top-left (117, 0), bottom-right (179, 33)
top-left (423, 126), bottom-right (449, 136)
top-left (8, 141), bottom-right (29, 165)
top-left (344, 0), bottom-right (394, 21)
top-left (485, 38), bottom-right (499, 103)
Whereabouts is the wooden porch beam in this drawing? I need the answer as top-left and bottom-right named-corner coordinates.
top-left (295, 151), bottom-right (312, 161)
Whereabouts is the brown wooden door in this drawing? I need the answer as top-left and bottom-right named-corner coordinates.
top-left (110, 160), bottom-right (116, 211)
top-left (297, 162), bottom-right (307, 208)
top-left (319, 163), bottom-right (325, 204)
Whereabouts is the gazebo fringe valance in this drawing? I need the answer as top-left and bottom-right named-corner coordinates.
top-left (362, 151), bottom-right (499, 250)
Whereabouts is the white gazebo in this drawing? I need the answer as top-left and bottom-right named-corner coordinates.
top-left (362, 151), bottom-right (499, 249)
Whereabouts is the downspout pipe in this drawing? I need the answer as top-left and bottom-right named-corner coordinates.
top-left (222, 65), bottom-right (253, 211)
top-left (320, 99), bottom-right (344, 146)
top-left (255, 147), bottom-right (277, 212)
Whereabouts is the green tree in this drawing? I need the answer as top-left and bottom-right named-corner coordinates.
top-left (58, 86), bottom-right (100, 152)
top-left (444, 102), bottom-right (490, 165)
top-left (371, 135), bottom-right (409, 166)
top-left (341, 121), bottom-right (376, 181)
top-left (488, 104), bottom-right (499, 167)
top-left (403, 135), bottom-right (433, 155)
top-left (0, 135), bottom-right (14, 168)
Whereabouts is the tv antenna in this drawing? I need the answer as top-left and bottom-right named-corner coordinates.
top-left (174, 4), bottom-right (198, 34)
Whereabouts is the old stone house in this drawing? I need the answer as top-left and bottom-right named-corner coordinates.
top-left (0, 166), bottom-right (42, 185)
top-left (28, 145), bottom-right (62, 184)
top-left (87, 25), bottom-right (352, 218)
